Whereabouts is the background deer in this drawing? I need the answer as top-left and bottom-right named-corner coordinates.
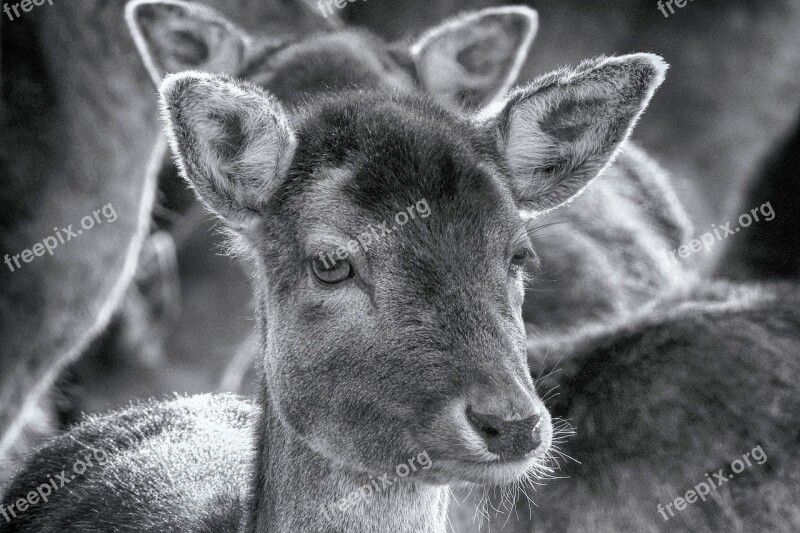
top-left (0, 50), bottom-right (668, 532)
top-left (482, 274), bottom-right (799, 532)
top-left (0, 0), bottom-right (333, 476)
top-left (0, 1), bottom-right (164, 470)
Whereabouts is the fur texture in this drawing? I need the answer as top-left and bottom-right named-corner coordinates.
top-left (527, 282), bottom-right (800, 532)
top-left (126, 0), bottom-right (693, 344)
top-left (0, 394), bottom-right (254, 533)
top-left (1, 55), bottom-right (666, 531)
top-left (0, 0), bottom-right (334, 476)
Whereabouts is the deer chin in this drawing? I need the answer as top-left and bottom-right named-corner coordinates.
top-left (428, 454), bottom-right (548, 487)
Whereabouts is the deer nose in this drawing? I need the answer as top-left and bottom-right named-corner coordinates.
top-left (466, 406), bottom-right (541, 459)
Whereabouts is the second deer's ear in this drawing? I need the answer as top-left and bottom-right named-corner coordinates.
top-left (409, 6), bottom-right (538, 109)
top-left (126, 0), bottom-right (251, 85)
top-left (159, 72), bottom-right (296, 231)
top-left (480, 54), bottom-right (668, 217)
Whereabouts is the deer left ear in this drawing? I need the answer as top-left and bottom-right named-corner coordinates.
top-left (159, 72), bottom-right (296, 232)
top-left (409, 6), bottom-right (538, 109)
top-left (479, 54), bottom-right (668, 217)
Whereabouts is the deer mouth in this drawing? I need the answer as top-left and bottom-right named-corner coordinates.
top-left (437, 454), bottom-right (550, 486)
top-left (413, 402), bottom-right (554, 486)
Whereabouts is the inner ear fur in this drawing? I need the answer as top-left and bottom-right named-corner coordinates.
top-left (159, 71), bottom-right (296, 231)
top-left (480, 54), bottom-right (668, 217)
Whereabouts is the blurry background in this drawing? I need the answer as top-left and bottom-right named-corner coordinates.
top-left (1, 0), bottom-right (799, 464)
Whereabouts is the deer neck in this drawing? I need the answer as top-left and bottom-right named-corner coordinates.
top-left (242, 378), bottom-right (449, 533)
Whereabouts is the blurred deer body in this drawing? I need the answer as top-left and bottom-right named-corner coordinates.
top-left (0, 44), bottom-right (669, 532)
top-left (0, 1), bottom-right (164, 469)
top-left (0, 0), bottom-right (336, 474)
top-left (517, 280), bottom-right (800, 533)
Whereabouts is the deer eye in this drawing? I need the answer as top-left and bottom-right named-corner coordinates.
top-left (510, 248), bottom-right (532, 270)
top-left (311, 255), bottom-right (355, 285)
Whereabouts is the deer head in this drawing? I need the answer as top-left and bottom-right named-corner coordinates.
top-left (158, 52), bottom-right (666, 488)
top-left (126, 0), bottom-right (538, 109)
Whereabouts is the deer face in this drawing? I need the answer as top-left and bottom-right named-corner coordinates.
top-left (127, 0), bottom-right (538, 109)
top-left (160, 54), bottom-right (666, 486)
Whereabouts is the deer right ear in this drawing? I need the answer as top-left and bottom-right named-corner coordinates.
top-left (159, 72), bottom-right (296, 231)
top-left (126, 0), bottom-right (250, 85)
top-left (480, 54), bottom-right (668, 218)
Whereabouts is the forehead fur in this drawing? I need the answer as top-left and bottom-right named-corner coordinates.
top-left (258, 90), bottom-right (524, 292)
top-left (284, 91), bottom-right (512, 213)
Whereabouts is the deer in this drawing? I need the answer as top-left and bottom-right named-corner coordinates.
top-left (75, 0), bottom-right (546, 399)
top-left (122, 0), bottom-right (693, 382)
top-left (55, 0), bottom-right (544, 429)
top-left (0, 46), bottom-right (669, 532)
top-left (121, 0), bottom-right (540, 253)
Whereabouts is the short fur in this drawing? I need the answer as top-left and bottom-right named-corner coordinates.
top-left (0, 53), bottom-right (666, 532)
top-left (0, 395), bottom-right (254, 532)
top-left (0, 0), bottom-right (334, 476)
top-left (527, 282), bottom-right (800, 532)
top-left (126, 0), bottom-right (692, 342)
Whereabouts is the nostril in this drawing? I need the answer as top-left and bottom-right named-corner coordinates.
top-left (466, 407), bottom-right (541, 459)
top-left (483, 426), bottom-right (500, 438)
top-left (466, 408), bottom-right (502, 438)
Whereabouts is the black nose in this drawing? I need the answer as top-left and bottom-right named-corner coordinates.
top-left (466, 407), bottom-right (541, 459)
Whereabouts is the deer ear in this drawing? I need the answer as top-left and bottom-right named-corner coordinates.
top-left (159, 72), bottom-right (296, 231)
top-left (480, 54), bottom-right (668, 217)
top-left (126, 0), bottom-right (250, 85)
top-left (409, 6), bottom-right (538, 109)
